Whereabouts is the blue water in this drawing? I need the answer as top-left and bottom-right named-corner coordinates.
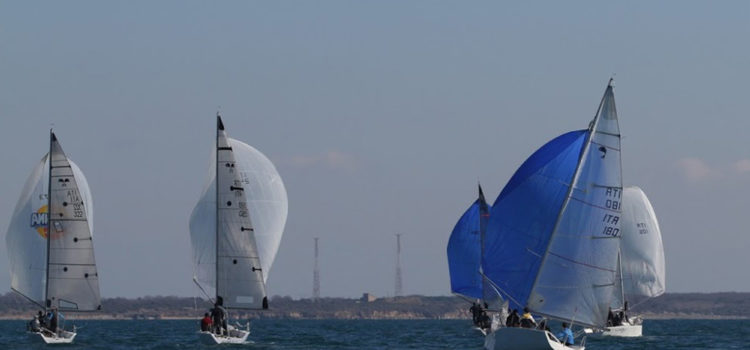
top-left (0, 319), bottom-right (747, 349)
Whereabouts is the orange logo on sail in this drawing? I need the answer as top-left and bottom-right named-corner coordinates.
top-left (30, 205), bottom-right (49, 238)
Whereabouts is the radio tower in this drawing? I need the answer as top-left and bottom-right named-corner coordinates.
top-left (313, 237), bottom-right (320, 300)
top-left (395, 233), bottom-right (403, 297)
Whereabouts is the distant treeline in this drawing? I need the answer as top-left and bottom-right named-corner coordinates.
top-left (0, 292), bottom-right (748, 320)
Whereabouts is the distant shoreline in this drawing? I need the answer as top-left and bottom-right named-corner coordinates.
top-left (2, 292), bottom-right (748, 321)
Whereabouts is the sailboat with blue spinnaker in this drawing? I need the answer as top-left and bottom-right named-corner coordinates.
top-left (482, 80), bottom-right (624, 350)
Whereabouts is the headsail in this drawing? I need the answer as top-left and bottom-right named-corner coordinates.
top-left (189, 116), bottom-right (274, 310)
top-left (620, 186), bottom-right (665, 306)
top-left (447, 184), bottom-right (491, 299)
top-left (484, 81), bottom-right (622, 328)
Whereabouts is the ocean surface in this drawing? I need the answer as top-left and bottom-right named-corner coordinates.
top-left (0, 319), bottom-right (747, 349)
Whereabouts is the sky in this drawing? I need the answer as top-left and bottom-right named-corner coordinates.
top-left (0, 1), bottom-right (748, 299)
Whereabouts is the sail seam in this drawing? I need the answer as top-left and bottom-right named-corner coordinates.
top-left (547, 251), bottom-right (616, 273)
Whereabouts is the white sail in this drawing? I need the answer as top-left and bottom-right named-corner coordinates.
top-left (190, 150), bottom-right (218, 300)
top-left (6, 134), bottom-right (100, 311)
top-left (620, 186), bottom-right (665, 305)
top-left (6, 155), bottom-right (50, 307)
top-left (189, 117), bottom-right (280, 310)
top-left (46, 134), bottom-right (101, 311)
top-left (230, 139), bottom-right (288, 282)
top-left (528, 82), bottom-right (622, 328)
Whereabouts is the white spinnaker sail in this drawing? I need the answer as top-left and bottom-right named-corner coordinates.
top-left (47, 135), bottom-right (101, 311)
top-left (189, 118), bottom-right (284, 309)
top-left (230, 139), bottom-right (288, 282)
top-left (620, 186), bottom-right (665, 305)
top-left (528, 83), bottom-right (623, 328)
top-left (6, 155), bottom-right (50, 307)
top-left (6, 135), bottom-right (99, 311)
top-left (190, 151), bottom-right (218, 300)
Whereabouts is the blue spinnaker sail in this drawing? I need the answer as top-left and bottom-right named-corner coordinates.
top-left (482, 130), bottom-right (587, 309)
top-left (447, 185), bottom-right (491, 299)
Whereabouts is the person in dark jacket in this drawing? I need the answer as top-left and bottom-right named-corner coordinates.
top-left (505, 309), bottom-right (520, 327)
top-left (520, 307), bottom-right (536, 328)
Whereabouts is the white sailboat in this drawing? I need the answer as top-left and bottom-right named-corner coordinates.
top-left (481, 80), bottom-right (623, 350)
top-left (189, 115), bottom-right (288, 344)
top-left (5, 131), bottom-right (101, 344)
top-left (602, 186), bottom-right (665, 337)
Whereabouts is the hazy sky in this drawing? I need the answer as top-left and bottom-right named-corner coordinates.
top-left (1, 1), bottom-right (748, 299)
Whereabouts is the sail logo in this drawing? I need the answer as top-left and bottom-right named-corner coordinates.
top-left (30, 205), bottom-right (49, 238)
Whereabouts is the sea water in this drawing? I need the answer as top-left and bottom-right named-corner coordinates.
top-left (0, 319), bottom-right (746, 349)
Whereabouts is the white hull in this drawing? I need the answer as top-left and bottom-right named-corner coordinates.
top-left (484, 327), bottom-right (583, 350)
top-left (30, 330), bottom-right (76, 344)
top-left (602, 319), bottom-right (642, 337)
top-left (198, 329), bottom-right (250, 345)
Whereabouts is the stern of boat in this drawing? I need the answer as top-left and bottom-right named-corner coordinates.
top-left (30, 330), bottom-right (76, 344)
top-left (485, 327), bottom-right (582, 350)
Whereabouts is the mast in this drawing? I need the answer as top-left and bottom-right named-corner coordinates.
top-left (395, 233), bottom-right (403, 297)
top-left (478, 183), bottom-right (485, 273)
top-left (215, 114), bottom-right (223, 303)
top-left (527, 79), bottom-right (616, 316)
top-left (617, 251), bottom-right (625, 309)
top-left (44, 130), bottom-right (54, 311)
top-left (478, 183), bottom-right (488, 299)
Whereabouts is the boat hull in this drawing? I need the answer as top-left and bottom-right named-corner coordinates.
top-left (484, 327), bottom-right (583, 350)
top-left (29, 330), bottom-right (76, 344)
top-left (198, 329), bottom-right (250, 345)
top-left (602, 320), bottom-right (642, 337)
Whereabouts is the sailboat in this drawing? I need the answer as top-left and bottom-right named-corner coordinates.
top-left (189, 115), bottom-right (288, 344)
top-left (447, 184), bottom-right (490, 331)
top-left (447, 184), bottom-right (506, 334)
top-left (602, 186), bottom-right (665, 337)
top-left (5, 131), bottom-right (101, 344)
top-left (481, 80), bottom-right (623, 350)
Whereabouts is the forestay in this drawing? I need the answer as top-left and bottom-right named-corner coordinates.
top-left (484, 82), bottom-right (623, 328)
top-left (620, 186), bottom-right (665, 306)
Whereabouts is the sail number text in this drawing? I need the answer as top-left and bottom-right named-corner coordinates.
top-left (601, 187), bottom-right (621, 237)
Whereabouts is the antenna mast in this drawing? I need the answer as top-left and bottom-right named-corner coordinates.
top-left (313, 237), bottom-right (320, 300)
top-left (395, 233), bottom-right (403, 297)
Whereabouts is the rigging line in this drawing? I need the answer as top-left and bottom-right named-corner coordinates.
top-left (479, 271), bottom-right (521, 308)
top-left (193, 277), bottom-right (215, 305)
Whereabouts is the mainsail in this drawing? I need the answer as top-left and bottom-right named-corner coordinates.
top-left (5, 132), bottom-right (101, 311)
top-left (483, 81), bottom-right (622, 328)
top-left (190, 116), bottom-right (287, 310)
top-left (447, 184), bottom-right (491, 299)
top-left (619, 186), bottom-right (665, 307)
